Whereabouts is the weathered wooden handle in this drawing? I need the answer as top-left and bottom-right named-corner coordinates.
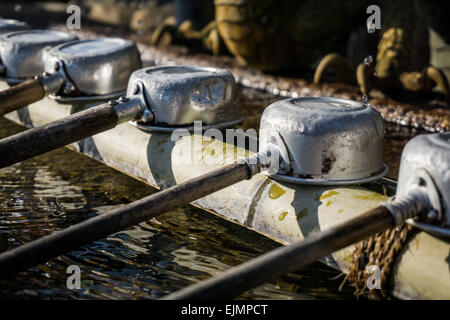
top-left (0, 103), bottom-right (119, 168)
top-left (163, 205), bottom-right (395, 299)
top-left (0, 78), bottom-right (45, 116)
top-left (0, 163), bottom-right (250, 275)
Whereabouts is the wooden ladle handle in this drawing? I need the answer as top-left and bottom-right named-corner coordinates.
top-left (0, 78), bottom-right (45, 116)
top-left (0, 102), bottom-right (119, 169)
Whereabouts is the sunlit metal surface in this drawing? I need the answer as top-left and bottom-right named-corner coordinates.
top-left (0, 30), bottom-right (77, 78)
top-left (44, 38), bottom-right (142, 96)
top-left (127, 66), bottom-right (241, 127)
top-left (397, 133), bottom-right (450, 227)
top-left (260, 97), bottom-right (386, 184)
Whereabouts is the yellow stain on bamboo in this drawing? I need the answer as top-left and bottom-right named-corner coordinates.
top-left (269, 184), bottom-right (286, 199)
top-left (344, 252), bottom-right (353, 263)
top-left (278, 211), bottom-right (289, 221)
top-left (316, 190), bottom-right (340, 201)
top-left (354, 193), bottom-right (388, 201)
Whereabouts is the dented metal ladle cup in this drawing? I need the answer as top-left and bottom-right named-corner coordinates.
top-left (0, 18), bottom-right (29, 36)
top-left (0, 29), bottom-right (78, 80)
top-left (0, 36), bottom-right (141, 116)
top-left (0, 65), bottom-right (241, 169)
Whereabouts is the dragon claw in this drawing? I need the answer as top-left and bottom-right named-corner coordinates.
top-left (151, 16), bottom-right (178, 45)
top-left (151, 17), bottom-right (203, 46)
top-left (313, 53), bottom-right (354, 85)
top-left (396, 66), bottom-right (449, 100)
top-left (425, 65), bottom-right (450, 99)
top-left (152, 17), bottom-right (222, 55)
top-left (356, 64), bottom-right (450, 100)
top-left (356, 62), bottom-right (375, 97)
top-left (399, 71), bottom-right (427, 93)
top-left (205, 25), bottom-right (221, 56)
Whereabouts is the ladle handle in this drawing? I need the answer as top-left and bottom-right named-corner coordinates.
top-left (0, 102), bottom-right (119, 168)
top-left (0, 78), bottom-right (45, 116)
top-left (163, 205), bottom-right (395, 300)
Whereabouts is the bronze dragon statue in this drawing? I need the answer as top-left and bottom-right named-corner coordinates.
top-left (152, 0), bottom-right (449, 99)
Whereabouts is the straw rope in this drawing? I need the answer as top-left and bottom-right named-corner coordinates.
top-left (343, 223), bottom-right (415, 299)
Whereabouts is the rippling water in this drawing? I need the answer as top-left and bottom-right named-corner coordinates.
top-left (0, 117), bottom-right (358, 300)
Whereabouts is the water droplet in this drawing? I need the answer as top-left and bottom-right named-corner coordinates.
top-left (14, 4), bottom-right (22, 12)
top-left (362, 94), bottom-right (368, 102)
top-left (373, 71), bottom-right (377, 77)
top-left (364, 55), bottom-right (373, 66)
top-left (298, 123), bottom-right (305, 133)
top-left (367, 21), bottom-right (376, 33)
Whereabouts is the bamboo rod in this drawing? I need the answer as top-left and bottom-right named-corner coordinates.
top-left (0, 163), bottom-right (250, 275)
top-left (163, 205), bottom-right (395, 300)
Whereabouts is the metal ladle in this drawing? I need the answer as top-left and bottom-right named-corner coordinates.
top-left (0, 29), bottom-right (77, 81)
top-left (0, 36), bottom-right (141, 116)
top-left (0, 65), bottom-right (241, 169)
top-left (0, 18), bottom-right (29, 35)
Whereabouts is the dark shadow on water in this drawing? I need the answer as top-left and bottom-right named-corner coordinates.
top-left (16, 106), bottom-right (33, 128)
